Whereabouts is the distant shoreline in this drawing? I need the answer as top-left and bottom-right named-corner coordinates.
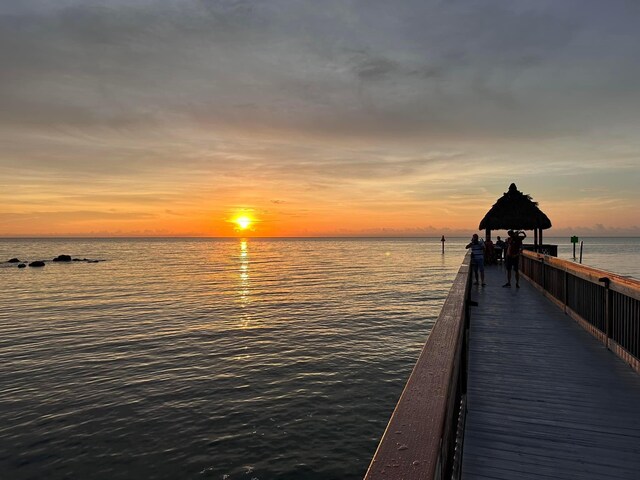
top-left (1, 236), bottom-right (640, 240)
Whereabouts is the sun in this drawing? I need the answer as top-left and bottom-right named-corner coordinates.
top-left (233, 215), bottom-right (253, 230)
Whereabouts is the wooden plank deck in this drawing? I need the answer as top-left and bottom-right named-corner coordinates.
top-left (462, 265), bottom-right (640, 480)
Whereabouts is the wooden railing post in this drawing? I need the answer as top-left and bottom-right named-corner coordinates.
top-left (599, 277), bottom-right (612, 348)
top-left (563, 269), bottom-right (568, 312)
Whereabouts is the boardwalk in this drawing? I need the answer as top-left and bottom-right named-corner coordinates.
top-left (462, 265), bottom-right (640, 480)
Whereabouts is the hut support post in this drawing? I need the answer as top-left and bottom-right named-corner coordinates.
top-left (486, 228), bottom-right (491, 242)
top-left (540, 229), bottom-right (543, 245)
top-left (534, 228), bottom-right (538, 246)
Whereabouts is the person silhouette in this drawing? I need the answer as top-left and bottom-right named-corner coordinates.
top-left (503, 230), bottom-right (527, 288)
top-left (495, 235), bottom-right (506, 261)
top-left (466, 234), bottom-right (486, 286)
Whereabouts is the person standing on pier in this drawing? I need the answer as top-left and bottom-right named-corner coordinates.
top-left (466, 234), bottom-right (486, 286)
top-left (495, 236), bottom-right (506, 261)
top-left (503, 229), bottom-right (527, 288)
top-left (484, 238), bottom-right (495, 264)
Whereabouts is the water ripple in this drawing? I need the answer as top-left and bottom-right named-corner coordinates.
top-left (0, 238), bottom-right (465, 479)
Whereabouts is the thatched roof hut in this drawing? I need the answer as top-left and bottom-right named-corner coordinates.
top-left (479, 183), bottom-right (552, 244)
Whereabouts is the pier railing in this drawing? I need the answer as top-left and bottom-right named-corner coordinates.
top-left (522, 243), bottom-right (558, 257)
top-left (364, 253), bottom-right (472, 480)
top-left (521, 251), bottom-right (640, 373)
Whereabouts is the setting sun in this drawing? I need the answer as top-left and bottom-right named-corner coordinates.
top-left (233, 215), bottom-right (253, 230)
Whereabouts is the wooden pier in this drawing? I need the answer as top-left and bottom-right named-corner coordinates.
top-left (365, 252), bottom-right (640, 480)
top-left (462, 264), bottom-right (640, 479)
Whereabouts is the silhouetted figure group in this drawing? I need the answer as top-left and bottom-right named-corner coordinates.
top-left (465, 230), bottom-right (527, 288)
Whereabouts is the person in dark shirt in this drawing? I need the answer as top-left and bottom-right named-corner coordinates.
top-left (495, 235), bottom-right (506, 261)
top-left (503, 230), bottom-right (526, 288)
top-left (484, 238), bottom-right (495, 264)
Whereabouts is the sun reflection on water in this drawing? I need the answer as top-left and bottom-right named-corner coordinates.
top-left (238, 239), bottom-right (250, 327)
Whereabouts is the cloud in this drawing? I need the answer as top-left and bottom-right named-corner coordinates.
top-left (350, 54), bottom-right (400, 81)
top-left (0, 210), bottom-right (155, 222)
top-left (0, 1), bottom-right (639, 235)
top-left (548, 224), bottom-right (640, 237)
top-left (2, 0), bottom-right (640, 140)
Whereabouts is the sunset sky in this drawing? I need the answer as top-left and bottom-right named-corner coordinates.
top-left (1, 0), bottom-right (639, 237)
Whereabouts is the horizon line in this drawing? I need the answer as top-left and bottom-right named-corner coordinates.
top-left (2, 235), bottom-right (639, 240)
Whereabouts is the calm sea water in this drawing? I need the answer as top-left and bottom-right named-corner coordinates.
top-left (1, 238), bottom-right (467, 480)
top-left (549, 237), bottom-right (640, 279)
top-left (1, 237), bottom-right (638, 480)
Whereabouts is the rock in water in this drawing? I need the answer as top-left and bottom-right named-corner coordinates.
top-left (18, 263), bottom-right (26, 268)
top-left (8, 258), bottom-right (21, 263)
top-left (29, 261), bottom-right (46, 267)
top-left (53, 254), bottom-right (72, 262)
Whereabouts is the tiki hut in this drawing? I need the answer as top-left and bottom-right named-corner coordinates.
top-left (479, 183), bottom-right (552, 245)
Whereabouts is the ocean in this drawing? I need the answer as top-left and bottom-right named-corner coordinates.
top-left (1, 237), bottom-right (638, 479)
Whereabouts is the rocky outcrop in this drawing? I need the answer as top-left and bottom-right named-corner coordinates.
top-left (8, 256), bottom-right (103, 268)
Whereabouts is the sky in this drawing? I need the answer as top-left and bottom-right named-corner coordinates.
top-left (1, 0), bottom-right (639, 237)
